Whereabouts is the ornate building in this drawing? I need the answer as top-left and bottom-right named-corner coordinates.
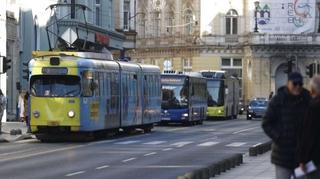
top-left (130, 0), bottom-right (320, 102)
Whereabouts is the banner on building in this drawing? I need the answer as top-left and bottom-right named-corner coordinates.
top-left (251, 0), bottom-right (316, 34)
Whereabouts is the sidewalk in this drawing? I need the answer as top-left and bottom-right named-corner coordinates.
top-left (0, 122), bottom-right (34, 142)
top-left (214, 152), bottom-right (273, 179)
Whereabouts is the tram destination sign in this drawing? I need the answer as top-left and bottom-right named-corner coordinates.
top-left (161, 77), bottom-right (186, 85)
top-left (42, 67), bottom-right (68, 75)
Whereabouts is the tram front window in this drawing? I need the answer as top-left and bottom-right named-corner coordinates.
top-left (207, 80), bottom-right (224, 107)
top-left (162, 85), bottom-right (188, 109)
top-left (30, 76), bottom-right (81, 97)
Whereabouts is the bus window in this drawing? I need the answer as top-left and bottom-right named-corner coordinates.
top-left (207, 80), bottom-right (224, 107)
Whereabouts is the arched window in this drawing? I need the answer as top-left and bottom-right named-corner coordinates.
top-left (226, 9), bottom-right (238, 35)
top-left (185, 9), bottom-right (193, 35)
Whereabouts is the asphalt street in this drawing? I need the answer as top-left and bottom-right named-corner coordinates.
top-left (0, 118), bottom-right (269, 179)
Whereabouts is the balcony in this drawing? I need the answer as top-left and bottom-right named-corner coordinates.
top-left (136, 35), bottom-right (198, 48)
top-left (246, 33), bottom-right (320, 46)
top-left (202, 35), bottom-right (243, 46)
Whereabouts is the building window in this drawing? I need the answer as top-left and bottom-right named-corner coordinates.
top-left (95, 0), bottom-right (101, 26)
top-left (139, 13), bottom-right (146, 38)
top-left (154, 12), bottom-right (161, 37)
top-left (108, 0), bottom-right (112, 28)
top-left (123, 0), bottom-right (130, 31)
top-left (185, 9), bottom-right (193, 35)
top-left (233, 58), bottom-right (242, 66)
top-left (222, 58), bottom-right (231, 66)
top-left (183, 58), bottom-right (192, 72)
top-left (226, 9), bottom-right (238, 35)
top-left (167, 11), bottom-right (174, 35)
top-left (71, 0), bottom-right (75, 19)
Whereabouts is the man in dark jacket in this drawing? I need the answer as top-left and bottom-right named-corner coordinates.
top-left (262, 72), bottom-right (311, 179)
top-left (297, 75), bottom-right (320, 178)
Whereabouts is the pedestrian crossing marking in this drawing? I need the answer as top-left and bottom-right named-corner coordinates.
top-left (171, 141), bottom-right (194, 147)
top-left (143, 141), bottom-right (167, 145)
top-left (197, 142), bottom-right (220, 147)
top-left (226, 142), bottom-right (247, 147)
top-left (115, 140), bottom-right (140, 145)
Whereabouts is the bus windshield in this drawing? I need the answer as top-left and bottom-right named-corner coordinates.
top-left (30, 75), bottom-right (81, 97)
top-left (161, 84), bottom-right (188, 109)
top-left (207, 80), bottom-right (224, 107)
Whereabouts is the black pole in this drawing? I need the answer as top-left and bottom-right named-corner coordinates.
top-left (254, 7), bottom-right (259, 32)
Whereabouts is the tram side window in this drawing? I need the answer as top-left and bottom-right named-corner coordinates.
top-left (82, 71), bottom-right (94, 97)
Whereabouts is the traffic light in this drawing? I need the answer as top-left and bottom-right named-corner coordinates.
top-left (22, 61), bottom-right (29, 80)
top-left (306, 63), bottom-right (316, 78)
top-left (284, 60), bottom-right (293, 74)
top-left (0, 56), bottom-right (11, 74)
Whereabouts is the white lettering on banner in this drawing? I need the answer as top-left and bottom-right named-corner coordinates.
top-left (250, 0), bottom-right (316, 34)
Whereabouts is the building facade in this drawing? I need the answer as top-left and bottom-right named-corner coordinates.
top-left (131, 0), bottom-right (320, 103)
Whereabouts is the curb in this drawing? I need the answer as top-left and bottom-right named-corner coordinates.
top-left (177, 154), bottom-right (243, 179)
top-left (249, 141), bottom-right (272, 157)
top-left (13, 134), bottom-right (34, 142)
top-left (0, 137), bottom-right (9, 143)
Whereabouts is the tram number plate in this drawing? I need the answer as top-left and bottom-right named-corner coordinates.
top-left (162, 118), bottom-right (171, 121)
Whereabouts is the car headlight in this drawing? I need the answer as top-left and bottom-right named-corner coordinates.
top-left (248, 106), bottom-right (252, 110)
top-left (68, 110), bottom-right (75, 118)
top-left (182, 113), bottom-right (189, 117)
top-left (33, 111), bottom-right (40, 118)
top-left (218, 110), bottom-right (223, 113)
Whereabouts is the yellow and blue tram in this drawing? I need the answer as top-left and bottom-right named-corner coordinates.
top-left (29, 51), bottom-right (161, 140)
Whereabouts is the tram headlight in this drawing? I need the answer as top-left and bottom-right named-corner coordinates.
top-left (68, 110), bottom-right (75, 118)
top-left (33, 111), bottom-right (40, 118)
top-left (218, 110), bottom-right (222, 114)
top-left (182, 113), bottom-right (189, 117)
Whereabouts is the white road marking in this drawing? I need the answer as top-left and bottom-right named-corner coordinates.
top-left (115, 140), bottom-right (140, 145)
top-left (162, 148), bottom-right (173, 151)
top-left (232, 127), bottom-right (259, 134)
top-left (95, 165), bottom-right (110, 170)
top-left (226, 142), bottom-right (247, 147)
top-left (252, 143), bottom-right (262, 147)
top-left (144, 152), bottom-right (157, 156)
top-left (122, 158), bottom-right (136, 163)
top-left (197, 142), bottom-right (220, 147)
top-left (65, 171), bottom-right (85, 177)
top-left (171, 141), bottom-right (193, 147)
top-left (14, 139), bottom-right (39, 144)
top-left (143, 141), bottom-right (166, 145)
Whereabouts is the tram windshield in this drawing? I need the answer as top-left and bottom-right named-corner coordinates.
top-left (30, 76), bottom-right (81, 97)
top-left (207, 80), bottom-right (224, 107)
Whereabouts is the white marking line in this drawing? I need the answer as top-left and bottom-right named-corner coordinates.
top-left (14, 139), bottom-right (39, 144)
top-left (252, 143), bottom-right (262, 147)
top-left (65, 171), bottom-right (85, 177)
top-left (232, 127), bottom-right (259, 134)
top-left (115, 140), bottom-right (140, 145)
top-left (162, 148), bottom-right (173, 151)
top-left (144, 152), bottom-right (157, 156)
top-left (122, 158), bottom-right (137, 163)
top-left (226, 142), bottom-right (247, 147)
top-left (197, 142), bottom-right (220, 147)
top-left (171, 141), bottom-right (194, 148)
top-left (143, 141), bottom-right (166, 145)
top-left (95, 165), bottom-right (110, 170)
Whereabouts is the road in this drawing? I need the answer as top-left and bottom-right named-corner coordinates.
top-left (0, 118), bottom-right (269, 179)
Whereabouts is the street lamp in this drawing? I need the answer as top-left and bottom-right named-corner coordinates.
top-left (254, 1), bottom-right (260, 33)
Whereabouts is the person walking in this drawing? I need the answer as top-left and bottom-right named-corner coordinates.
top-left (297, 75), bottom-right (320, 178)
top-left (18, 91), bottom-right (25, 122)
top-left (24, 92), bottom-right (31, 133)
top-left (0, 90), bottom-right (6, 133)
top-left (262, 72), bottom-right (311, 179)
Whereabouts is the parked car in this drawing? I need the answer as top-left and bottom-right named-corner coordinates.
top-left (247, 99), bottom-right (268, 120)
